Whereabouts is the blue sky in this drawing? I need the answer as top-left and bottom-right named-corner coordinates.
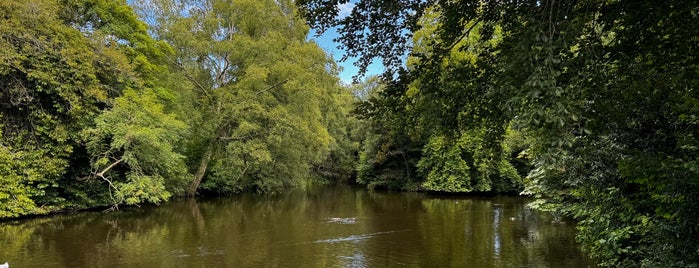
top-left (309, 29), bottom-right (384, 84)
top-left (306, 2), bottom-right (384, 84)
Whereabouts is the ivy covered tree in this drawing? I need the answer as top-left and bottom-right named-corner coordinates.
top-left (300, 0), bottom-right (699, 266)
top-left (0, 0), bottom-right (187, 216)
top-left (0, 0), bottom-right (101, 217)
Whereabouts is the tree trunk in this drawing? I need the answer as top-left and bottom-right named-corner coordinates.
top-left (188, 145), bottom-right (213, 196)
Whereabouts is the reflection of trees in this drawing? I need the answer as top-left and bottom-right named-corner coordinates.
top-left (0, 202), bottom-right (220, 267)
top-left (416, 196), bottom-right (591, 268)
top-left (0, 186), bottom-right (590, 267)
top-left (357, 190), bottom-right (427, 267)
top-left (0, 185), bottom-right (375, 267)
top-left (0, 219), bottom-right (43, 265)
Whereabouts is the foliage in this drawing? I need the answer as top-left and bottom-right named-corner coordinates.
top-left (0, 0), bottom-right (358, 219)
top-left (353, 76), bottom-right (423, 190)
top-left (133, 0), bottom-right (356, 195)
top-left (351, 8), bottom-right (523, 193)
top-left (0, 0), bottom-right (185, 216)
top-left (85, 88), bottom-right (188, 208)
top-left (0, 0), bottom-right (110, 215)
top-left (418, 130), bottom-right (521, 193)
top-left (0, 129), bottom-right (62, 218)
top-left (313, 83), bottom-right (360, 182)
top-left (301, 0), bottom-right (699, 266)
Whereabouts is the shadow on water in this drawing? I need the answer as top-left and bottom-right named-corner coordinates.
top-left (0, 184), bottom-right (592, 267)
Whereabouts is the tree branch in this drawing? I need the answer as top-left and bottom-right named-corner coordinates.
top-left (169, 57), bottom-right (214, 101)
top-left (94, 158), bottom-right (125, 210)
top-left (96, 157), bottom-right (124, 178)
top-left (256, 79), bottom-right (289, 96)
top-left (443, 19), bottom-right (482, 56)
top-left (215, 53), bottom-right (231, 86)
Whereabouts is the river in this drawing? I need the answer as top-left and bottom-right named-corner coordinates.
top-left (0, 184), bottom-right (591, 267)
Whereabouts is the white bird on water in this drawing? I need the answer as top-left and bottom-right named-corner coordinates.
top-left (0, 262), bottom-right (8, 268)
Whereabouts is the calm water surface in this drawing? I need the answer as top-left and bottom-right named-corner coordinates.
top-left (0, 185), bottom-right (591, 267)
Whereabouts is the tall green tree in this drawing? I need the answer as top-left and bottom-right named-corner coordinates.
top-left (408, 8), bottom-right (522, 193)
top-left (134, 0), bottom-right (352, 194)
top-left (300, 0), bottom-right (699, 266)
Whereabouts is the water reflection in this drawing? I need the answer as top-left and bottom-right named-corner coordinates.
top-left (0, 185), bottom-right (591, 267)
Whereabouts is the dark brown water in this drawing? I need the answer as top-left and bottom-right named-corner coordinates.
top-left (0, 184), bottom-right (591, 267)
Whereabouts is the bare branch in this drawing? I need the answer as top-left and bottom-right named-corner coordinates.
top-left (96, 157), bottom-right (125, 178)
top-left (94, 158), bottom-right (125, 210)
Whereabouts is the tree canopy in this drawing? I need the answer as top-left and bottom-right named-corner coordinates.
top-left (0, 0), bottom-right (176, 215)
top-left (300, 0), bottom-right (699, 266)
top-left (131, 0), bottom-right (356, 194)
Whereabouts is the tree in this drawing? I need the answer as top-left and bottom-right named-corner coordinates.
top-left (0, 0), bottom-right (183, 216)
top-left (84, 88), bottom-right (189, 209)
top-left (133, 0), bottom-right (353, 194)
top-left (353, 76), bottom-right (424, 190)
top-left (312, 82), bottom-right (360, 182)
top-left (0, 0), bottom-right (105, 216)
top-left (351, 8), bottom-right (524, 193)
top-left (408, 8), bottom-right (522, 193)
top-left (300, 0), bottom-right (699, 266)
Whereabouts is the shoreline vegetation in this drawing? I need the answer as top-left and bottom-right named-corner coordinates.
top-left (1, 0), bottom-right (697, 267)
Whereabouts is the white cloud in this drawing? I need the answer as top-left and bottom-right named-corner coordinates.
top-left (337, 2), bottom-right (355, 18)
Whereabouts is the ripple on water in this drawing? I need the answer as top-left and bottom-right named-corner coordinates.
top-left (313, 230), bottom-right (406, 244)
top-left (325, 217), bottom-right (358, 224)
top-left (338, 252), bottom-right (369, 268)
top-left (168, 246), bottom-right (224, 258)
